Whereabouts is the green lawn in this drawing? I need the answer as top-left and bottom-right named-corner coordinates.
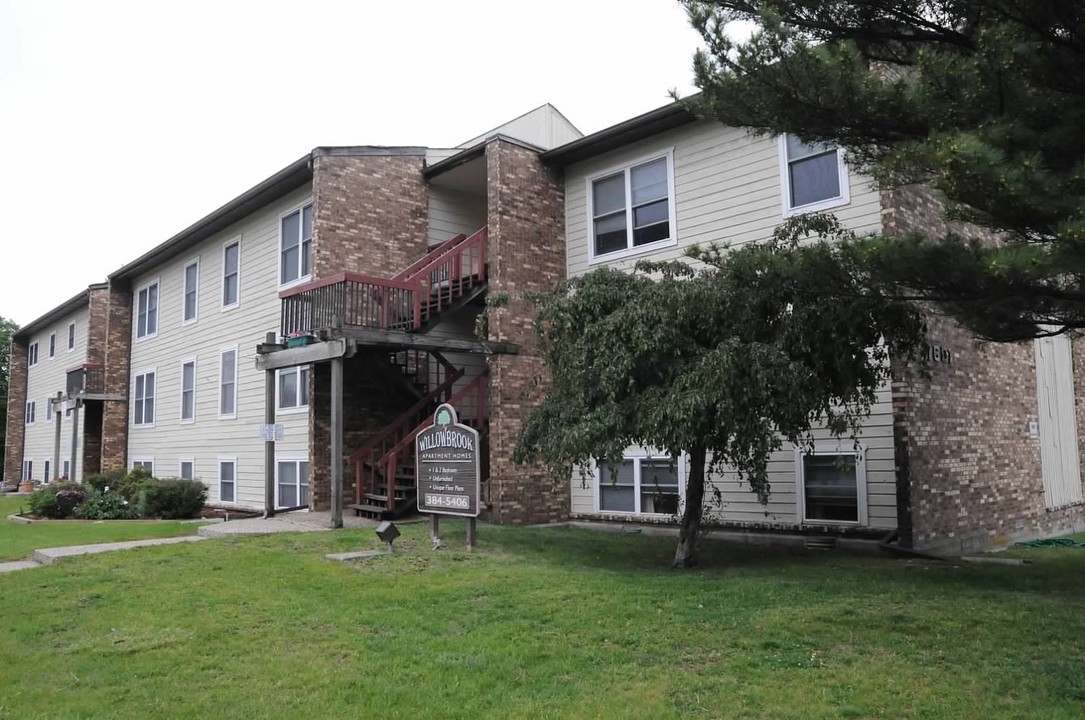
top-left (1, 521), bottom-right (1084, 719)
top-left (0, 495), bottom-right (203, 562)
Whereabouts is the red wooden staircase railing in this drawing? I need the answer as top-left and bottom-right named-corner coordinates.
top-left (280, 226), bottom-right (487, 338)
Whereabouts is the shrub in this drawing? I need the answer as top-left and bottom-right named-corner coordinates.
top-left (74, 487), bottom-right (139, 520)
top-left (84, 468), bottom-right (128, 494)
top-left (118, 467), bottom-right (153, 502)
top-left (137, 479), bottom-right (207, 520)
top-left (26, 482), bottom-right (85, 519)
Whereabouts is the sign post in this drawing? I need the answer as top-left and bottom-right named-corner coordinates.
top-left (416, 403), bottom-right (481, 549)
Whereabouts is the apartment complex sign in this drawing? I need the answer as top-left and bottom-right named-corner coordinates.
top-left (416, 404), bottom-right (480, 517)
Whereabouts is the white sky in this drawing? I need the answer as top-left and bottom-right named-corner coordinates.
top-left (0, 0), bottom-right (706, 326)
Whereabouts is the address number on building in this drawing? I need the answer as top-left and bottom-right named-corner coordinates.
top-left (424, 494), bottom-right (470, 510)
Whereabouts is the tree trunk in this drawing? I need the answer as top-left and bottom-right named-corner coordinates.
top-left (672, 443), bottom-right (707, 568)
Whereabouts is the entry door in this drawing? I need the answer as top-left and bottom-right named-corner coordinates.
top-left (1034, 335), bottom-right (1083, 508)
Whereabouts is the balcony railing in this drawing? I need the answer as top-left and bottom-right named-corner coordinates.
top-left (67, 364), bottom-right (105, 397)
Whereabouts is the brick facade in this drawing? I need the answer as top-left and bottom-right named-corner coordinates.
top-left (3, 338), bottom-right (29, 488)
top-left (485, 139), bottom-right (570, 524)
top-left (307, 150), bottom-right (430, 509)
top-left (100, 284), bottom-right (132, 472)
top-left (886, 185), bottom-right (1085, 553)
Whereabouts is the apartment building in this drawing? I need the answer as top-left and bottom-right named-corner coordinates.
top-left (5, 100), bottom-right (1085, 554)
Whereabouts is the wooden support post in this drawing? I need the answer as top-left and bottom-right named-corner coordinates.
top-left (52, 392), bottom-right (62, 481)
top-left (467, 517), bottom-right (476, 550)
top-left (69, 399), bottom-right (80, 481)
top-left (264, 363), bottom-right (276, 518)
top-left (330, 355), bottom-right (344, 529)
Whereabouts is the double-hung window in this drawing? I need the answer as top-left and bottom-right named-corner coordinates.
top-left (222, 240), bottom-right (240, 309)
top-left (597, 455), bottom-right (682, 515)
top-left (180, 360), bottom-right (196, 422)
top-left (179, 460), bottom-right (194, 481)
top-left (277, 366), bottom-right (310, 411)
top-left (133, 370), bottom-right (156, 426)
top-left (44, 396), bottom-right (52, 423)
top-left (43, 459), bottom-right (51, 484)
top-left (219, 459), bottom-right (236, 502)
top-left (280, 204), bottom-right (313, 286)
top-left (219, 349), bottom-right (237, 418)
top-left (796, 447), bottom-right (867, 525)
top-left (28, 343), bottom-right (38, 367)
top-left (48, 333), bottom-right (55, 358)
top-left (132, 459), bottom-right (154, 474)
top-left (62, 460), bottom-right (70, 480)
top-left (277, 459), bottom-right (310, 508)
top-left (183, 260), bottom-right (199, 323)
top-left (589, 153), bottom-right (675, 260)
top-left (22, 460), bottom-right (33, 482)
top-left (781, 135), bottom-right (849, 214)
top-left (67, 322), bottom-right (75, 351)
top-left (24, 400), bottom-right (35, 425)
top-left (136, 280), bottom-right (159, 339)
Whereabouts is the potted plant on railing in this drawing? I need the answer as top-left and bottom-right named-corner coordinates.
top-left (285, 330), bottom-right (316, 348)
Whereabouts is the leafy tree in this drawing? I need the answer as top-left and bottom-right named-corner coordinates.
top-left (514, 220), bottom-right (925, 567)
top-left (0, 315), bottom-right (18, 483)
top-left (683, 0), bottom-right (1085, 341)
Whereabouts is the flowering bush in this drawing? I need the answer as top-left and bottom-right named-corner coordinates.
top-left (74, 487), bottom-right (139, 520)
top-left (26, 482), bottom-right (85, 519)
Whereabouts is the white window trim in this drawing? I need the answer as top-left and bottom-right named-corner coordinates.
top-left (275, 455), bottom-right (310, 509)
top-left (278, 201), bottom-right (314, 290)
top-left (43, 458), bottom-right (51, 484)
top-left (67, 321), bottom-right (76, 352)
top-left (48, 332), bottom-right (56, 359)
top-left (276, 366), bottom-right (310, 414)
top-left (218, 346), bottom-right (238, 420)
top-left (28, 342), bottom-right (38, 367)
top-left (182, 257), bottom-right (200, 326)
top-left (25, 400), bottom-right (35, 425)
top-left (218, 457), bottom-right (237, 504)
top-left (22, 459), bottom-right (33, 482)
top-left (178, 458), bottom-right (195, 481)
top-left (131, 458), bottom-right (155, 475)
top-left (221, 237), bottom-right (242, 311)
top-left (132, 368), bottom-right (157, 429)
top-left (778, 135), bottom-right (851, 217)
top-left (593, 449), bottom-right (686, 517)
top-left (179, 357), bottom-right (197, 424)
top-left (794, 443), bottom-right (869, 526)
top-left (44, 395), bottom-right (53, 423)
top-left (135, 277), bottom-right (161, 341)
top-left (62, 459), bottom-right (71, 480)
top-left (586, 148), bottom-right (678, 266)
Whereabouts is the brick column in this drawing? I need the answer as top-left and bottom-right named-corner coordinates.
top-left (3, 338), bottom-right (29, 488)
top-left (485, 139), bottom-right (570, 524)
top-left (100, 284), bottom-right (132, 472)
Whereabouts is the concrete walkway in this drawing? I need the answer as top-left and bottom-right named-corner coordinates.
top-left (0, 536), bottom-right (207, 573)
top-left (198, 510), bottom-right (378, 537)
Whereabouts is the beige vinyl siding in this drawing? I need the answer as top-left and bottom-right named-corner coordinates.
top-left (127, 185), bottom-right (313, 508)
top-left (564, 119), bottom-right (895, 529)
top-left (457, 104), bottom-right (583, 150)
top-left (23, 307), bottom-right (89, 482)
top-left (566, 120), bottom-right (883, 277)
top-left (427, 186), bottom-right (487, 247)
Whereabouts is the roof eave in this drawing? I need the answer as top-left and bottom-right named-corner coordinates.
top-left (540, 102), bottom-right (699, 167)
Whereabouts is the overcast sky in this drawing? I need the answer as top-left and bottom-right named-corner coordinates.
top-left (0, 0), bottom-right (708, 326)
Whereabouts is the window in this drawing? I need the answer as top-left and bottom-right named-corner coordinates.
top-left (25, 400), bottom-right (35, 425)
top-left (133, 370), bottom-right (156, 426)
top-left (183, 260), bottom-right (199, 323)
top-left (136, 280), bottom-right (159, 339)
top-left (43, 459), bottom-right (51, 484)
top-left (67, 322), bottom-right (75, 350)
top-left (132, 459), bottom-right (154, 474)
top-left (48, 333), bottom-right (55, 358)
top-left (62, 460), bottom-right (70, 480)
top-left (277, 366), bottom-right (310, 411)
top-left (179, 460), bottom-right (194, 481)
top-left (781, 135), bottom-right (849, 214)
top-left (28, 343), bottom-right (38, 367)
top-left (589, 153), bottom-right (675, 260)
top-left (277, 459), bottom-right (310, 508)
top-left (180, 360), bottom-right (196, 422)
top-left (219, 349), bottom-right (237, 418)
top-left (597, 455), bottom-right (681, 515)
top-left (222, 240), bottom-right (240, 308)
top-left (797, 448), bottom-right (867, 525)
top-left (22, 460), bottom-right (32, 482)
top-left (44, 396), bottom-right (52, 423)
top-left (219, 459), bottom-right (236, 502)
top-left (280, 204), bottom-right (313, 286)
